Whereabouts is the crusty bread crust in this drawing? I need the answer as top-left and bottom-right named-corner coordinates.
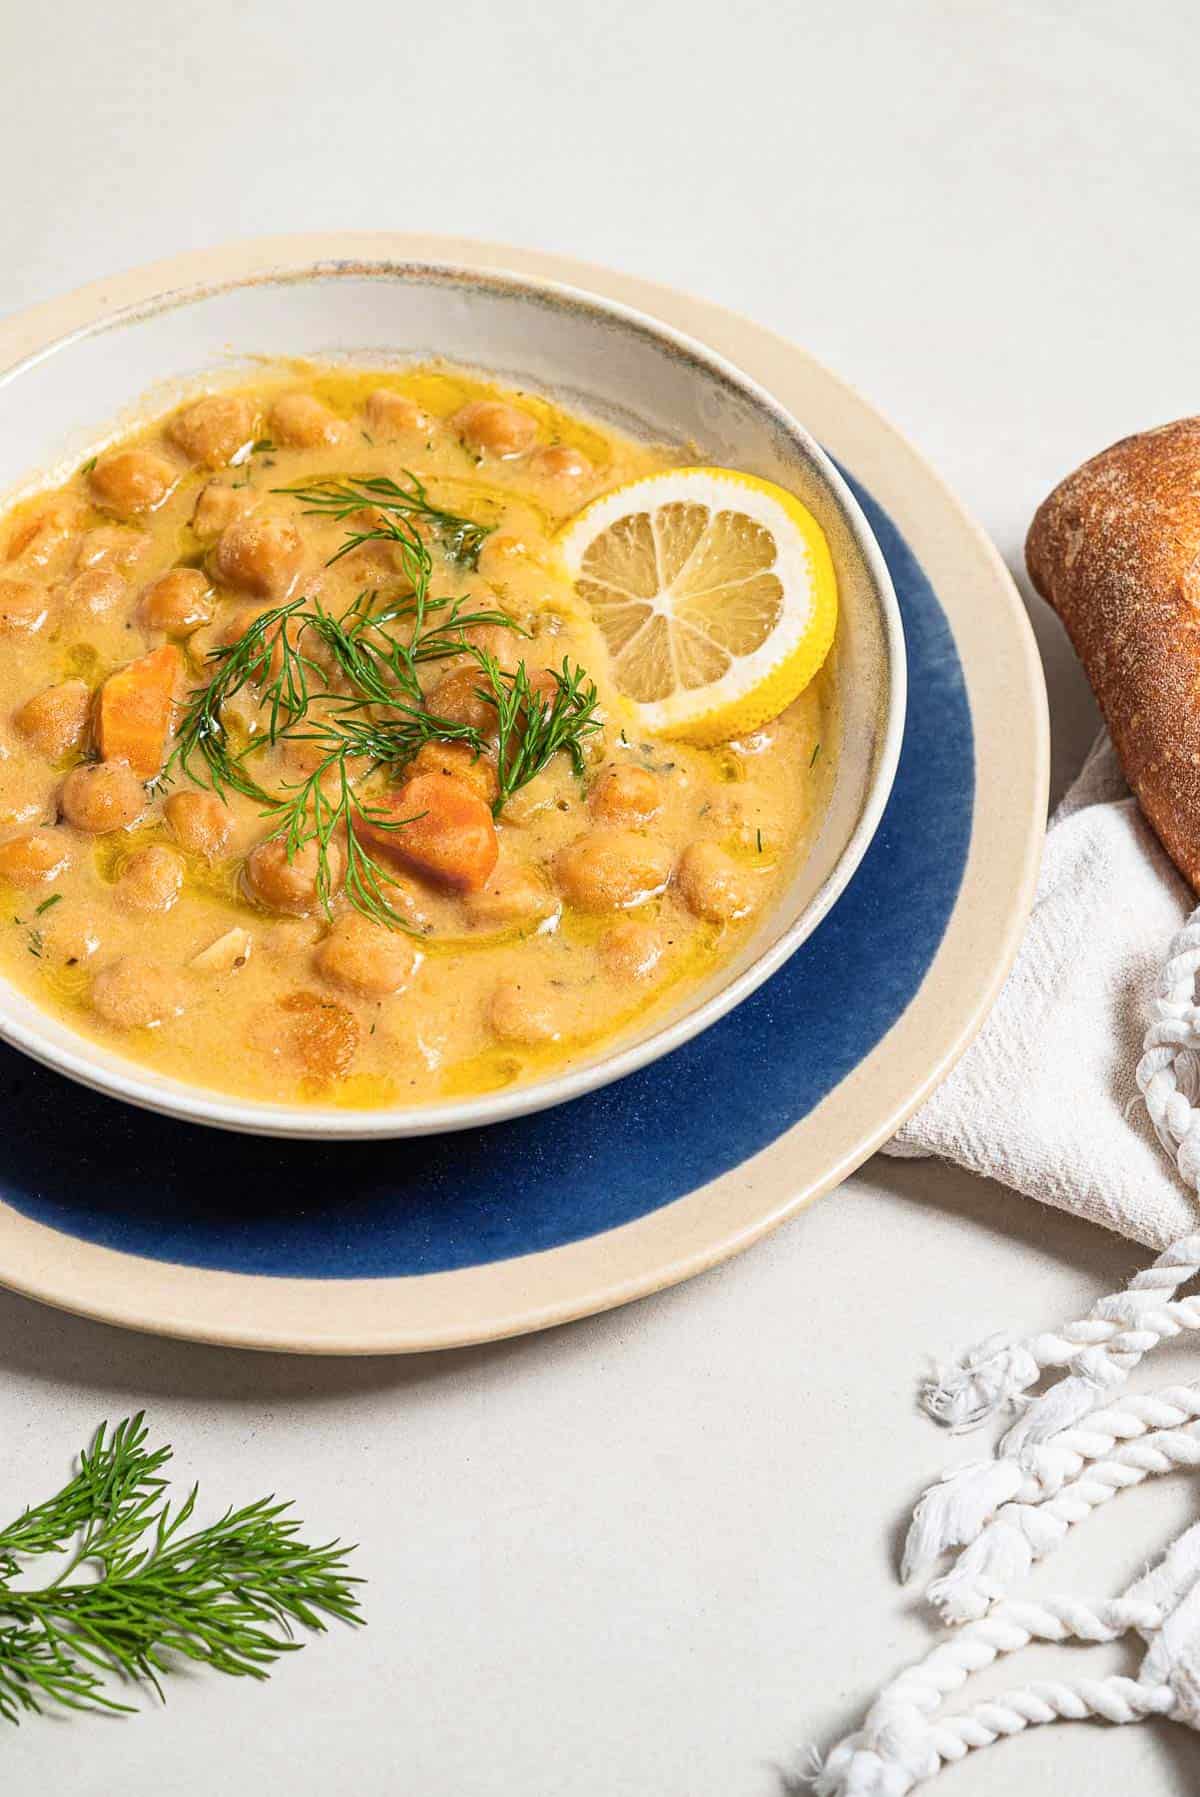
top-left (1027, 418), bottom-right (1200, 892)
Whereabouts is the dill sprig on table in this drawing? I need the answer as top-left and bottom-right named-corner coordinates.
top-left (0, 1414), bottom-right (362, 1725)
top-left (162, 472), bottom-right (602, 930)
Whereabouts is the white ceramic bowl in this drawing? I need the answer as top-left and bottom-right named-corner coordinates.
top-left (0, 258), bottom-right (906, 1138)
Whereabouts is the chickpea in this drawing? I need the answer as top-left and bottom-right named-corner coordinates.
top-left (528, 444), bottom-right (593, 487)
top-left (89, 448), bottom-right (178, 517)
top-left (91, 956), bottom-right (187, 1030)
top-left (44, 905), bottom-right (104, 966)
top-left (139, 568), bottom-right (214, 635)
top-left (277, 731), bottom-right (370, 794)
top-left (0, 829), bottom-right (71, 889)
top-left (164, 789), bottom-right (233, 859)
top-left (244, 834), bottom-right (344, 916)
top-left (5, 496), bottom-right (86, 569)
top-left (409, 740), bottom-right (499, 804)
top-left (60, 761), bottom-right (145, 834)
top-left (600, 918), bottom-right (666, 981)
top-left (0, 576), bottom-right (50, 636)
top-left (212, 602), bottom-right (274, 651)
top-left (377, 874), bottom-right (437, 932)
top-left (554, 829), bottom-right (673, 912)
top-left (454, 619), bottom-right (524, 672)
top-left (114, 844), bottom-right (184, 914)
top-left (315, 911), bottom-right (419, 998)
top-left (522, 667), bottom-right (563, 712)
top-left (676, 841), bottom-right (758, 922)
top-left (364, 389), bottom-right (432, 438)
top-left (588, 764), bottom-right (662, 828)
top-left (168, 394), bottom-right (258, 468)
top-left (61, 567), bottom-right (127, 619)
top-left (453, 400), bottom-right (538, 459)
top-left (212, 512), bottom-right (303, 599)
top-left (463, 860), bottom-right (559, 932)
top-left (192, 481), bottom-right (259, 540)
top-left (15, 680), bottom-right (90, 761)
top-left (74, 525), bottom-right (150, 574)
top-left (209, 681), bottom-right (268, 746)
top-left (488, 978), bottom-right (566, 1045)
top-left (425, 666), bottom-right (498, 733)
top-left (254, 990), bottom-right (359, 1082)
top-left (500, 768), bottom-right (566, 827)
top-left (477, 532), bottom-right (530, 580)
top-left (269, 392), bottom-right (347, 449)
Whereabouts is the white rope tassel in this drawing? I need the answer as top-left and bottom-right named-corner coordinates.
top-left (903, 1385), bottom-right (1200, 1590)
top-left (808, 1595), bottom-right (1171, 1796)
top-left (925, 1393), bottom-right (1200, 1621)
top-left (919, 1236), bottom-right (1200, 1437)
top-left (919, 1332), bottom-right (1042, 1432)
top-left (907, 1247), bottom-right (1200, 1583)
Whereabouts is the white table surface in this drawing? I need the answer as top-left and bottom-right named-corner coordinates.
top-left (3, 3), bottom-right (1199, 1790)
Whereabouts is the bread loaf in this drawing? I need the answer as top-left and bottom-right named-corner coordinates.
top-left (1027, 418), bottom-right (1200, 892)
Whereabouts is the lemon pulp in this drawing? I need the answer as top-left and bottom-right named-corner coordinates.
top-left (559, 467), bottom-right (838, 744)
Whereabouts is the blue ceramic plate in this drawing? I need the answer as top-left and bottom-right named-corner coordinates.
top-left (0, 238), bottom-right (1047, 1349)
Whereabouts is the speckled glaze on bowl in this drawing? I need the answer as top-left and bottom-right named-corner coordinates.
top-left (0, 258), bottom-right (905, 1141)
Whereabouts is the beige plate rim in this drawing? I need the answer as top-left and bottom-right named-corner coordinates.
top-left (0, 233), bottom-right (1049, 1354)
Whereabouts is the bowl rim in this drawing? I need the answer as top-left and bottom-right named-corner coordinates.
top-left (0, 256), bottom-right (906, 1140)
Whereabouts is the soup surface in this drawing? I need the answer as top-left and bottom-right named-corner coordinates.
top-left (0, 364), bottom-right (834, 1108)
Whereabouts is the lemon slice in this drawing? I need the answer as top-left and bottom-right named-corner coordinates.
top-left (559, 467), bottom-right (837, 744)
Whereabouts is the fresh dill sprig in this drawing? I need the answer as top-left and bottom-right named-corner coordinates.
top-left (306, 585), bottom-right (521, 708)
top-left (471, 650), bottom-right (602, 810)
top-left (164, 596), bottom-right (318, 804)
top-left (163, 474), bottom-right (600, 931)
top-left (276, 471), bottom-right (494, 571)
top-left (0, 1414), bottom-right (362, 1725)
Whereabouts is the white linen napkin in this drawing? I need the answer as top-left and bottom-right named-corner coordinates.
top-left (885, 733), bottom-right (1199, 1249)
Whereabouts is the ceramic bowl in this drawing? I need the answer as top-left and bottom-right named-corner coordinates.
top-left (0, 260), bottom-right (906, 1138)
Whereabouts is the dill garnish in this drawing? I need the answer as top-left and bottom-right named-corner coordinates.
top-left (276, 470), bottom-right (494, 571)
top-left (809, 741), bottom-right (822, 768)
top-left (34, 894), bottom-right (62, 917)
top-left (0, 1414), bottom-right (361, 1725)
top-left (162, 475), bottom-right (600, 930)
top-left (471, 649), bottom-right (600, 810)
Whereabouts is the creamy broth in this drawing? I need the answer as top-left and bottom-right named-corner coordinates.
top-left (0, 364), bottom-right (834, 1108)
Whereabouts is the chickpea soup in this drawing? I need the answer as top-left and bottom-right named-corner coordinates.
top-left (0, 364), bottom-right (835, 1109)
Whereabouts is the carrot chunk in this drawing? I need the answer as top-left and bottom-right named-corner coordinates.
top-left (355, 771), bottom-right (499, 893)
top-left (96, 644), bottom-right (182, 780)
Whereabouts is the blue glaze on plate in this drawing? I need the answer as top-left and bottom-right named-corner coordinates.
top-left (0, 474), bottom-right (973, 1277)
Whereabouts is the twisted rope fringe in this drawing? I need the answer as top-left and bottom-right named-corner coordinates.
top-left (809, 1596), bottom-right (1173, 1795)
top-left (919, 1238), bottom-right (1200, 1436)
top-left (809, 902), bottom-right (1200, 1789)
top-left (927, 1404), bottom-right (1200, 1622)
top-left (904, 1387), bottom-right (1200, 1610)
